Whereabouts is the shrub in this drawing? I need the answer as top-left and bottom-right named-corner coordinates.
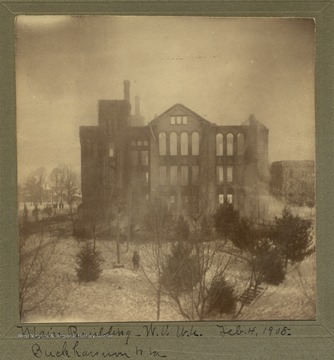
top-left (253, 243), bottom-right (286, 286)
top-left (214, 204), bottom-right (239, 241)
top-left (231, 217), bottom-right (257, 251)
top-left (161, 241), bottom-right (200, 294)
top-left (206, 275), bottom-right (237, 316)
top-left (76, 242), bottom-right (103, 282)
top-left (261, 251), bottom-right (286, 286)
top-left (272, 207), bottom-right (314, 266)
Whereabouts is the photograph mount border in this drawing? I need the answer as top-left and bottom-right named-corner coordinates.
top-left (1, 1), bottom-right (334, 359)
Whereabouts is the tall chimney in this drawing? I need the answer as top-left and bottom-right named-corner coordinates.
top-left (123, 80), bottom-right (130, 103)
top-left (135, 96), bottom-right (140, 116)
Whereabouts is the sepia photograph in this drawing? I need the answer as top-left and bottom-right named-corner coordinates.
top-left (16, 15), bottom-right (316, 323)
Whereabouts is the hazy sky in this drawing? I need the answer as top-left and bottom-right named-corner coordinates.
top-left (16, 16), bottom-right (315, 183)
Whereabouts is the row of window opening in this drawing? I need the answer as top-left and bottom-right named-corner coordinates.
top-left (219, 194), bottom-right (233, 204)
top-left (130, 139), bottom-right (149, 147)
top-left (216, 133), bottom-right (245, 156)
top-left (216, 166), bottom-right (233, 184)
top-left (159, 132), bottom-right (244, 156)
top-left (159, 132), bottom-right (199, 156)
top-left (160, 165), bottom-right (200, 186)
top-left (171, 115), bottom-right (188, 125)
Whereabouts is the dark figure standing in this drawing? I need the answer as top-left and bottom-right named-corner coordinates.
top-left (132, 251), bottom-right (140, 270)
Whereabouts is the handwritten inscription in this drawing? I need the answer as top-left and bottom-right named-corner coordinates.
top-left (142, 324), bottom-right (202, 338)
top-left (17, 323), bottom-right (293, 359)
top-left (68, 326), bottom-right (131, 345)
top-left (32, 341), bottom-right (131, 358)
top-left (18, 324), bottom-right (292, 342)
top-left (143, 324), bottom-right (170, 337)
top-left (17, 326), bottom-right (130, 344)
top-left (18, 323), bottom-right (292, 342)
top-left (217, 325), bottom-right (291, 337)
top-left (31, 341), bottom-right (168, 359)
top-left (176, 325), bottom-right (203, 338)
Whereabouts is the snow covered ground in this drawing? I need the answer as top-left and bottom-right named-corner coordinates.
top-left (21, 225), bottom-right (316, 323)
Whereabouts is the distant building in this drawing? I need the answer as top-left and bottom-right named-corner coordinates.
top-left (79, 81), bottom-right (269, 220)
top-left (270, 160), bottom-right (315, 207)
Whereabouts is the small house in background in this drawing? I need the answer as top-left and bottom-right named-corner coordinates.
top-left (270, 160), bottom-right (315, 207)
top-left (79, 81), bottom-right (270, 220)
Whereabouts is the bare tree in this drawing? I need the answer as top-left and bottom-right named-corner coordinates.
top-left (50, 164), bottom-right (80, 229)
top-left (110, 197), bottom-right (127, 266)
top-left (75, 199), bottom-right (103, 255)
top-left (24, 167), bottom-right (47, 206)
top-left (19, 210), bottom-right (65, 319)
top-left (140, 196), bottom-right (174, 320)
top-left (49, 164), bottom-right (79, 207)
top-left (63, 166), bottom-right (79, 208)
top-left (291, 254), bottom-right (316, 316)
top-left (49, 166), bottom-right (66, 204)
top-left (98, 189), bottom-right (128, 266)
top-left (127, 187), bottom-right (147, 249)
top-left (161, 215), bottom-right (235, 320)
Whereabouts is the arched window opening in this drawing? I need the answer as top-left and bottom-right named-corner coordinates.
top-left (216, 166), bottom-right (224, 185)
top-left (181, 132), bottom-right (188, 155)
top-left (159, 132), bottom-right (166, 156)
top-left (180, 166), bottom-right (189, 185)
top-left (170, 132), bottom-right (177, 155)
top-left (216, 133), bottom-right (223, 156)
top-left (227, 166), bottom-right (233, 182)
top-left (227, 133), bottom-right (234, 156)
top-left (170, 166), bottom-right (178, 185)
top-left (192, 132), bottom-right (199, 156)
top-left (237, 133), bottom-right (245, 155)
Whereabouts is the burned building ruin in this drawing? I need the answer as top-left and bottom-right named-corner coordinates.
top-left (79, 81), bottom-right (269, 220)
